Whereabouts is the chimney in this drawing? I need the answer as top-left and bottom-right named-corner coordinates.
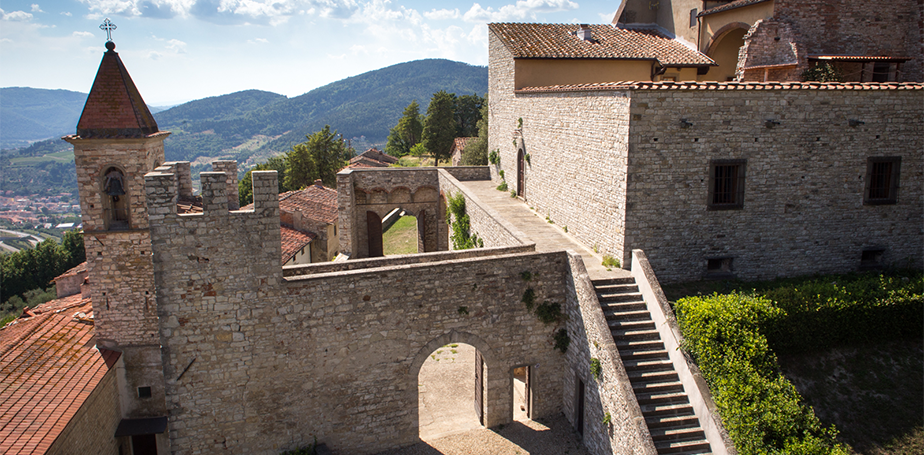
top-left (314, 179), bottom-right (324, 188)
top-left (577, 24), bottom-right (593, 41)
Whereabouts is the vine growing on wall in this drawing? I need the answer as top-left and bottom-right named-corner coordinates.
top-left (446, 192), bottom-right (482, 250)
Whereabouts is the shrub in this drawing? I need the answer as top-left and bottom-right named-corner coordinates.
top-left (675, 292), bottom-right (848, 455)
top-left (496, 181), bottom-right (508, 191)
top-left (553, 328), bottom-right (570, 353)
top-left (589, 357), bottom-right (601, 381)
top-left (446, 192), bottom-right (479, 250)
top-left (601, 256), bottom-right (620, 269)
top-left (521, 288), bottom-right (536, 311)
top-left (535, 300), bottom-right (564, 324)
top-left (488, 149), bottom-right (500, 165)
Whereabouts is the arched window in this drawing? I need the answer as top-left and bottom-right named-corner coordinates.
top-left (102, 166), bottom-right (130, 229)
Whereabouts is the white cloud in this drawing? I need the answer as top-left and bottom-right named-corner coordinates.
top-left (597, 10), bottom-right (618, 22)
top-left (148, 50), bottom-right (164, 60)
top-left (31, 4), bottom-right (43, 13)
top-left (424, 8), bottom-right (459, 20)
top-left (166, 38), bottom-right (186, 53)
top-left (72, 31), bottom-right (95, 37)
top-left (1, 9), bottom-right (35, 21)
top-left (463, 0), bottom-right (578, 23)
top-left (61, 11), bottom-right (72, 16)
top-left (248, 37), bottom-right (269, 44)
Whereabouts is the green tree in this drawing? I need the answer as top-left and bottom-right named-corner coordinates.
top-left (385, 101), bottom-right (424, 157)
top-left (239, 155), bottom-right (288, 206)
top-left (461, 96), bottom-right (489, 166)
top-left (284, 125), bottom-right (352, 190)
top-left (421, 91), bottom-right (457, 165)
top-left (453, 94), bottom-right (484, 138)
top-left (1, 230), bottom-right (85, 305)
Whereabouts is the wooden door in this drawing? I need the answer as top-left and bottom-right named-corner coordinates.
top-left (366, 211), bottom-right (383, 257)
top-left (475, 350), bottom-right (484, 426)
top-left (517, 149), bottom-right (525, 197)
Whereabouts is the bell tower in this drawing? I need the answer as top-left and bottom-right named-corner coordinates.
top-left (63, 38), bottom-right (170, 435)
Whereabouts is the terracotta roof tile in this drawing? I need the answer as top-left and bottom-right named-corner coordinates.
top-left (698, 0), bottom-right (771, 17)
top-left (74, 42), bottom-right (160, 139)
top-left (351, 148), bottom-right (398, 165)
top-left (53, 262), bottom-right (87, 281)
top-left (489, 23), bottom-right (714, 66)
top-left (280, 226), bottom-right (315, 264)
top-left (515, 81), bottom-right (924, 93)
top-left (278, 185), bottom-right (339, 224)
top-left (0, 296), bottom-right (117, 454)
top-left (347, 157), bottom-right (391, 168)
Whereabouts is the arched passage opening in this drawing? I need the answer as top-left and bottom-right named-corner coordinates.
top-left (410, 332), bottom-right (494, 441)
top-left (382, 209), bottom-right (420, 255)
top-left (703, 24), bottom-right (749, 81)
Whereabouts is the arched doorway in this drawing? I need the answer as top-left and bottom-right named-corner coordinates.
top-left (382, 209), bottom-right (420, 255)
top-left (703, 24), bottom-right (750, 81)
top-left (410, 332), bottom-right (494, 440)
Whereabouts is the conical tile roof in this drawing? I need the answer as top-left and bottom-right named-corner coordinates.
top-left (75, 41), bottom-right (160, 139)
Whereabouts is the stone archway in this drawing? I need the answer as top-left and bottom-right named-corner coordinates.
top-left (702, 22), bottom-right (751, 81)
top-left (409, 331), bottom-right (505, 437)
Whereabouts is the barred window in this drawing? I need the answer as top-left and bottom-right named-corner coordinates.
top-left (708, 159), bottom-right (746, 210)
top-left (864, 157), bottom-right (901, 205)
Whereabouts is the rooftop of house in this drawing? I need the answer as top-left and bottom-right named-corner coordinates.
top-left (280, 226), bottom-right (316, 264)
top-left (0, 295), bottom-right (119, 454)
top-left (278, 183), bottom-right (339, 225)
top-left (351, 148), bottom-right (398, 165)
top-left (346, 156), bottom-right (392, 169)
top-left (71, 41), bottom-right (161, 139)
top-left (489, 23), bottom-right (715, 66)
top-left (698, 0), bottom-right (772, 17)
top-left (53, 261), bottom-right (88, 281)
top-left (514, 80), bottom-right (924, 93)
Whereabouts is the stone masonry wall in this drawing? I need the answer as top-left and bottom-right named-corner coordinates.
top-left (624, 87), bottom-right (924, 282)
top-left (773, 0), bottom-right (923, 82)
top-left (146, 169), bottom-right (570, 453)
top-left (561, 252), bottom-right (657, 455)
top-left (47, 366), bottom-right (123, 455)
top-left (437, 169), bottom-right (532, 249)
top-left (489, 30), bottom-right (632, 266)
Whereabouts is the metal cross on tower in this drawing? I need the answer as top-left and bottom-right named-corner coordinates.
top-left (100, 18), bottom-right (117, 42)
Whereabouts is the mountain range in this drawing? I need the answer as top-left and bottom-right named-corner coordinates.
top-left (1, 59), bottom-right (488, 169)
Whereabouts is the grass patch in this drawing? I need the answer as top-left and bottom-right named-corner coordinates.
top-left (382, 216), bottom-right (418, 255)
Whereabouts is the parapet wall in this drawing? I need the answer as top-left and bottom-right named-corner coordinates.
top-left (437, 169), bottom-right (532, 249)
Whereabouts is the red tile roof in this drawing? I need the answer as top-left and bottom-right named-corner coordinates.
top-left (53, 262), bottom-right (87, 281)
top-left (351, 148), bottom-right (398, 165)
top-left (489, 23), bottom-right (715, 66)
top-left (0, 296), bottom-right (119, 454)
top-left (74, 42), bottom-right (160, 139)
top-left (277, 184), bottom-right (339, 225)
top-left (698, 0), bottom-right (771, 17)
top-left (347, 157), bottom-right (391, 168)
top-left (515, 81), bottom-right (924, 93)
top-left (280, 226), bottom-right (315, 264)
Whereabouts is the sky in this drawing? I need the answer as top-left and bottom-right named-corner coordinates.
top-left (0, 0), bottom-right (621, 106)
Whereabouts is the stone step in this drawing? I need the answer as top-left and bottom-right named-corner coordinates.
top-left (608, 319), bottom-right (655, 332)
top-left (594, 283), bottom-right (640, 294)
top-left (645, 415), bottom-right (702, 430)
top-left (600, 301), bottom-right (647, 313)
top-left (628, 369), bottom-right (679, 384)
top-left (604, 309), bottom-right (651, 321)
top-left (636, 390), bottom-right (689, 406)
top-left (591, 277), bottom-right (636, 286)
top-left (623, 357), bottom-right (674, 372)
top-left (633, 380), bottom-right (685, 396)
top-left (654, 438), bottom-right (712, 455)
top-left (650, 426), bottom-right (706, 443)
top-left (639, 402), bottom-right (695, 418)
top-left (611, 328), bottom-right (662, 341)
top-left (615, 339), bottom-right (665, 352)
top-left (620, 349), bottom-right (671, 362)
top-left (597, 292), bottom-right (645, 303)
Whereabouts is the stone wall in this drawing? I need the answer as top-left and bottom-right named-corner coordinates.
top-left (561, 252), bottom-right (657, 455)
top-left (625, 86), bottom-right (923, 282)
top-left (337, 168), bottom-right (448, 258)
top-left (489, 31), bottom-right (632, 264)
top-left (772, 0), bottom-right (923, 82)
top-left (442, 166), bottom-right (491, 181)
top-left (47, 366), bottom-right (123, 454)
top-left (147, 168), bottom-right (570, 454)
top-left (437, 169), bottom-right (532, 249)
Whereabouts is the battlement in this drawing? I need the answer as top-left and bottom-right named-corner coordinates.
top-left (144, 166), bottom-right (278, 218)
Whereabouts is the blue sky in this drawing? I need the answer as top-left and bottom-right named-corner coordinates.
top-left (0, 0), bottom-right (620, 105)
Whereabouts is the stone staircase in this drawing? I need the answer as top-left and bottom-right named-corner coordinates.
top-left (593, 277), bottom-right (712, 455)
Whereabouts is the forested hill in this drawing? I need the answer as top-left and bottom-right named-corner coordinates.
top-left (0, 87), bottom-right (87, 149)
top-left (155, 59), bottom-right (488, 164)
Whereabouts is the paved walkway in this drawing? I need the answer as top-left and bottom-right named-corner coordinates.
top-left (460, 180), bottom-right (631, 281)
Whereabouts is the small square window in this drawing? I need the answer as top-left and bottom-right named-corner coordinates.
top-left (690, 9), bottom-right (698, 27)
top-left (705, 257), bottom-right (734, 278)
top-left (708, 159), bottom-right (746, 210)
top-left (864, 157), bottom-right (900, 205)
top-left (860, 248), bottom-right (885, 269)
top-left (137, 386), bottom-right (152, 398)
